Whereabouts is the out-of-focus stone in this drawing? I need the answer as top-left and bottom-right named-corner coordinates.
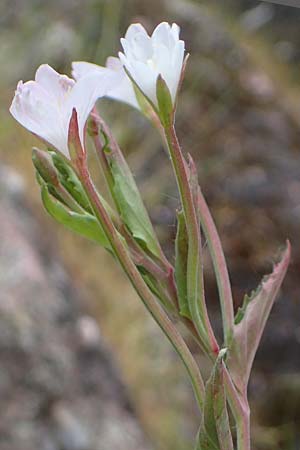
top-left (0, 165), bottom-right (151, 450)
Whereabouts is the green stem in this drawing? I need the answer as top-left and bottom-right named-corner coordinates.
top-left (164, 124), bottom-right (219, 356)
top-left (76, 157), bottom-right (205, 411)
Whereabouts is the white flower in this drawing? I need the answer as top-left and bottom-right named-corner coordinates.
top-left (10, 64), bottom-right (115, 157)
top-left (118, 22), bottom-right (185, 108)
top-left (72, 57), bottom-right (139, 109)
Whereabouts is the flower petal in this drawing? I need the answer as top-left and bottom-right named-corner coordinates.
top-left (35, 64), bottom-right (75, 103)
top-left (122, 24), bottom-right (152, 62)
top-left (106, 56), bottom-right (123, 71)
top-left (131, 60), bottom-right (158, 106)
top-left (72, 61), bottom-right (105, 80)
top-left (152, 22), bottom-right (174, 48)
top-left (171, 23), bottom-right (180, 40)
top-left (10, 79), bottom-right (68, 155)
top-left (66, 71), bottom-right (117, 147)
top-left (119, 21), bottom-right (185, 106)
top-left (73, 58), bottom-right (139, 109)
top-left (125, 23), bottom-right (149, 41)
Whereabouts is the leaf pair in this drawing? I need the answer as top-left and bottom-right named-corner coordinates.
top-left (33, 148), bottom-right (111, 249)
top-left (174, 154), bottom-right (221, 358)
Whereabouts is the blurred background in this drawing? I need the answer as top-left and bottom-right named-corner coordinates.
top-left (1, 0), bottom-right (300, 449)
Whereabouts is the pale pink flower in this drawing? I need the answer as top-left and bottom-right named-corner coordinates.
top-left (72, 57), bottom-right (139, 109)
top-left (10, 64), bottom-right (115, 157)
top-left (119, 22), bottom-right (185, 107)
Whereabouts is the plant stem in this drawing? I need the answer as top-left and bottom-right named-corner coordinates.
top-left (197, 188), bottom-right (234, 347)
top-left (76, 156), bottom-right (205, 411)
top-left (164, 124), bottom-right (219, 356)
top-left (236, 407), bottom-right (251, 450)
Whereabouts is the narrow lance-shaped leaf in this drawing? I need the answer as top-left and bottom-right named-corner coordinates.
top-left (40, 183), bottom-right (111, 249)
top-left (196, 349), bottom-right (233, 450)
top-left (95, 117), bottom-right (163, 260)
top-left (228, 242), bottom-right (291, 394)
top-left (185, 154), bottom-right (219, 356)
top-left (175, 209), bottom-right (191, 319)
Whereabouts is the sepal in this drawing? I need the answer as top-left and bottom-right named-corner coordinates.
top-left (156, 75), bottom-right (173, 127)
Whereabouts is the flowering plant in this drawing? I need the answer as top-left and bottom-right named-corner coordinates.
top-left (10, 21), bottom-right (290, 450)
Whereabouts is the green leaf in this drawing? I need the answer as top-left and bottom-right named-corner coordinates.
top-left (156, 75), bottom-right (173, 127)
top-left (90, 118), bottom-right (163, 261)
top-left (175, 210), bottom-right (191, 319)
top-left (196, 350), bottom-right (233, 450)
top-left (228, 243), bottom-right (291, 393)
top-left (109, 157), bottom-right (161, 259)
top-left (50, 151), bottom-right (92, 213)
top-left (41, 183), bottom-right (110, 249)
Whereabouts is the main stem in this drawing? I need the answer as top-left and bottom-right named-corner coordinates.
top-left (77, 157), bottom-right (205, 411)
top-left (164, 124), bottom-right (219, 356)
top-left (236, 409), bottom-right (251, 450)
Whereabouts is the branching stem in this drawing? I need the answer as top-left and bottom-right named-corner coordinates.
top-left (76, 156), bottom-right (205, 411)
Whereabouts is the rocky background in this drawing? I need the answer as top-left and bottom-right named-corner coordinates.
top-left (0, 167), bottom-right (152, 450)
top-left (1, 1), bottom-right (300, 449)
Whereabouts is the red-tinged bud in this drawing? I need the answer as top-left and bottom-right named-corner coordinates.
top-left (68, 108), bottom-right (85, 164)
top-left (32, 147), bottom-right (59, 187)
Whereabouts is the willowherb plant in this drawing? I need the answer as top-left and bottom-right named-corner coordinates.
top-left (10, 21), bottom-right (290, 450)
